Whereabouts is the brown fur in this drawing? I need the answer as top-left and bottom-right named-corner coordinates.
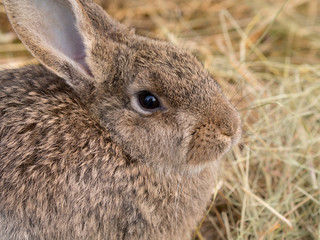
top-left (0, 0), bottom-right (241, 239)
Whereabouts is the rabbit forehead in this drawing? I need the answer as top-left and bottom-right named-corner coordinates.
top-left (129, 42), bottom-right (222, 110)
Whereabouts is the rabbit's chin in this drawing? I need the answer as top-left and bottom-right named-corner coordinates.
top-left (148, 157), bottom-right (222, 177)
top-left (146, 141), bottom-right (232, 176)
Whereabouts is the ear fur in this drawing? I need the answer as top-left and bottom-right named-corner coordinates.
top-left (3, 0), bottom-right (128, 94)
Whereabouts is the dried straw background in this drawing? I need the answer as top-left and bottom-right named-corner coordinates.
top-left (0, 0), bottom-right (319, 239)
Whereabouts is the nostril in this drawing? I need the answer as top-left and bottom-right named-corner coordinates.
top-left (218, 121), bottom-right (235, 137)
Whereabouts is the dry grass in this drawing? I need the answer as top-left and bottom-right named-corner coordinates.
top-left (0, 0), bottom-right (319, 239)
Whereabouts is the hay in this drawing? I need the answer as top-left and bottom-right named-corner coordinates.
top-left (1, 0), bottom-right (319, 239)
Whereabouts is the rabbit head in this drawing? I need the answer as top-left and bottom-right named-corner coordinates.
top-left (3, 0), bottom-right (241, 174)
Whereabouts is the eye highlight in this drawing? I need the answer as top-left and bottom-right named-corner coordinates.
top-left (138, 91), bottom-right (160, 110)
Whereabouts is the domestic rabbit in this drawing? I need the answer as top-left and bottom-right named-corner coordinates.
top-left (0, 0), bottom-right (241, 239)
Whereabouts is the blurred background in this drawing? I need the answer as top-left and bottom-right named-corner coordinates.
top-left (0, 0), bottom-right (319, 239)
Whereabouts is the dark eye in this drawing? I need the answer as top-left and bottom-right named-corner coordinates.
top-left (138, 91), bottom-right (160, 110)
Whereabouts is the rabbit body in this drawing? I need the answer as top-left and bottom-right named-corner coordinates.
top-left (0, 66), bottom-right (217, 240)
top-left (0, 67), bottom-right (217, 240)
top-left (0, 0), bottom-right (241, 239)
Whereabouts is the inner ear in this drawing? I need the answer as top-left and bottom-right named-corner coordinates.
top-left (34, 0), bottom-right (90, 74)
top-left (4, 0), bottom-right (131, 90)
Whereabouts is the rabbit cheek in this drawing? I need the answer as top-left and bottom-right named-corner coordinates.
top-left (106, 109), bottom-right (189, 170)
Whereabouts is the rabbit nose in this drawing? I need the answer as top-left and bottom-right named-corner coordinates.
top-left (214, 105), bottom-right (240, 137)
top-left (218, 118), bottom-right (238, 137)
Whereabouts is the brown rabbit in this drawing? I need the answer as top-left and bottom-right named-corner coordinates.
top-left (0, 0), bottom-right (241, 239)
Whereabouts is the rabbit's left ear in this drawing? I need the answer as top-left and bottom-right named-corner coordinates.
top-left (3, 0), bottom-right (128, 93)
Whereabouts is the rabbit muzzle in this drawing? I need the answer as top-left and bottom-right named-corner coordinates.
top-left (186, 103), bottom-right (241, 165)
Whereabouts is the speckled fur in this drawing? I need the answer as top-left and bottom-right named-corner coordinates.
top-left (0, 0), bottom-right (241, 239)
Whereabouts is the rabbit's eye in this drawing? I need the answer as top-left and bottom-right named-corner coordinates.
top-left (131, 90), bottom-right (165, 115)
top-left (138, 91), bottom-right (160, 110)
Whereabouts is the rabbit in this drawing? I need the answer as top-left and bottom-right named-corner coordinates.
top-left (0, 0), bottom-right (242, 239)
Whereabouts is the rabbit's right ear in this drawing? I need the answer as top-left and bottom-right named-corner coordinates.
top-left (3, 0), bottom-right (128, 94)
